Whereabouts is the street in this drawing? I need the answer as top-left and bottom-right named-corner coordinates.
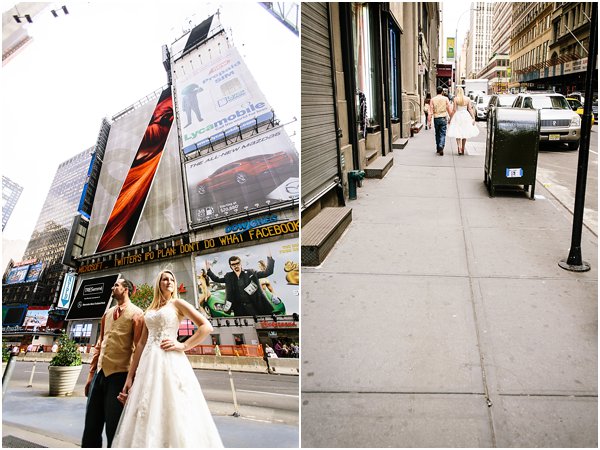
top-left (3, 361), bottom-right (298, 448)
top-left (469, 119), bottom-right (598, 234)
top-left (5, 360), bottom-right (298, 422)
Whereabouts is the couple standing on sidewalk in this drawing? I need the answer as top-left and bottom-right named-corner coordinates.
top-left (428, 86), bottom-right (479, 155)
top-left (81, 272), bottom-right (223, 448)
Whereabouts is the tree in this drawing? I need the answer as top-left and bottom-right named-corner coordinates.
top-left (130, 283), bottom-right (153, 311)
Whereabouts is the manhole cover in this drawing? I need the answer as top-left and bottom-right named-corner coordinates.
top-left (2, 435), bottom-right (45, 448)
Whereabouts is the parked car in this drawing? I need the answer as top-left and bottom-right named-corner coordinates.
top-left (512, 92), bottom-right (581, 150)
top-left (566, 97), bottom-right (595, 125)
top-left (474, 94), bottom-right (491, 120)
top-left (196, 151), bottom-right (297, 195)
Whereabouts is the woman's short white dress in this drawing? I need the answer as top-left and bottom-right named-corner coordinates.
top-left (447, 104), bottom-right (480, 139)
top-left (112, 303), bottom-right (224, 448)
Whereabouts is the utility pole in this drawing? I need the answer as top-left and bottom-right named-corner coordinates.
top-left (559, 2), bottom-right (597, 272)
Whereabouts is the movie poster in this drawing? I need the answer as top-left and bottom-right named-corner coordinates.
top-left (194, 238), bottom-right (299, 317)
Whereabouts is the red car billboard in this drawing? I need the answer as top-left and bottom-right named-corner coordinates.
top-left (185, 128), bottom-right (298, 226)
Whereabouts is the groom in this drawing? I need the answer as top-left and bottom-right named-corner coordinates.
top-left (81, 278), bottom-right (144, 448)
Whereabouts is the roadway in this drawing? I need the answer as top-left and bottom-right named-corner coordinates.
top-left (5, 360), bottom-right (299, 424)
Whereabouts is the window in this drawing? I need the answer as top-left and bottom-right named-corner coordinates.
top-left (233, 334), bottom-right (245, 346)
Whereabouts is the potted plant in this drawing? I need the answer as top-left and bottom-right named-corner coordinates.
top-left (2, 346), bottom-right (10, 376)
top-left (48, 333), bottom-right (82, 396)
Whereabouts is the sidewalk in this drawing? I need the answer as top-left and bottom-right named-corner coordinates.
top-left (2, 385), bottom-right (298, 448)
top-left (302, 128), bottom-right (598, 447)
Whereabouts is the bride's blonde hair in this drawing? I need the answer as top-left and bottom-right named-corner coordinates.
top-left (147, 269), bottom-right (179, 311)
top-left (455, 87), bottom-right (468, 106)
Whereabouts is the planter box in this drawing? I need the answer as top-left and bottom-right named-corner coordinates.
top-left (48, 365), bottom-right (82, 396)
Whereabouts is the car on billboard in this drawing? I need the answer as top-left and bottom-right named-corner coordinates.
top-left (202, 288), bottom-right (286, 317)
top-left (196, 151), bottom-right (297, 195)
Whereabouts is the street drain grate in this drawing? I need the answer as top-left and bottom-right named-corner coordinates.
top-left (2, 435), bottom-right (46, 448)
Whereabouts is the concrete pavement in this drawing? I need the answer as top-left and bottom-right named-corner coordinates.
top-left (301, 127), bottom-right (598, 447)
top-left (2, 383), bottom-right (298, 448)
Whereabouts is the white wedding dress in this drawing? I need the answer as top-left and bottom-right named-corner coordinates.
top-left (447, 104), bottom-right (480, 139)
top-left (112, 303), bottom-right (224, 448)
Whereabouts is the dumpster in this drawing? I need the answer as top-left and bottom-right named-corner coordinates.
top-left (484, 107), bottom-right (540, 199)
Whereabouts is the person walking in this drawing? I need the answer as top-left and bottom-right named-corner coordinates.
top-left (447, 87), bottom-right (480, 155)
top-left (428, 86), bottom-right (453, 155)
top-left (111, 270), bottom-right (223, 448)
top-left (424, 93), bottom-right (431, 130)
top-left (81, 278), bottom-right (144, 448)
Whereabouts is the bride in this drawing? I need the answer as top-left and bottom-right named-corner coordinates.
top-left (112, 270), bottom-right (223, 448)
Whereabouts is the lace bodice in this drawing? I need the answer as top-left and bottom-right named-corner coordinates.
top-left (144, 303), bottom-right (179, 345)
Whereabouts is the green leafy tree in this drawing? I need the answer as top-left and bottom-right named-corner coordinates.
top-left (50, 333), bottom-right (82, 367)
top-left (130, 283), bottom-right (153, 311)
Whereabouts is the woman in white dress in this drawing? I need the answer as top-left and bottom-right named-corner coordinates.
top-left (112, 270), bottom-right (224, 448)
top-left (447, 87), bottom-right (480, 155)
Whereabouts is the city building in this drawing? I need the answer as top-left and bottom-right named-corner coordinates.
top-left (2, 146), bottom-right (100, 348)
top-left (2, 175), bottom-right (23, 230)
top-left (300, 2), bottom-right (441, 266)
top-left (508, 2), bottom-right (596, 95)
top-left (67, 11), bottom-right (299, 351)
top-left (476, 2), bottom-right (513, 93)
top-left (465, 2), bottom-right (494, 79)
top-left (509, 3), bottom-right (554, 91)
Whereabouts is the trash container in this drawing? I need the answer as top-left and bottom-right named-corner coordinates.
top-left (347, 170), bottom-right (365, 200)
top-left (484, 107), bottom-right (540, 199)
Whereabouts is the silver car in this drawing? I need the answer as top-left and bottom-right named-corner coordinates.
top-left (474, 94), bottom-right (491, 121)
top-left (512, 92), bottom-right (581, 150)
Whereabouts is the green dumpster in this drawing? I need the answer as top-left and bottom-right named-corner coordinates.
top-left (484, 107), bottom-right (540, 199)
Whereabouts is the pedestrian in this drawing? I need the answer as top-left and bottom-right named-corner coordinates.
top-left (51, 342), bottom-right (59, 353)
top-left (424, 93), bottom-right (431, 130)
top-left (26, 343), bottom-right (34, 353)
top-left (428, 86), bottom-right (453, 155)
top-left (447, 87), bottom-right (479, 155)
top-left (112, 269), bottom-right (223, 448)
top-left (37, 344), bottom-right (44, 353)
top-left (81, 278), bottom-right (144, 448)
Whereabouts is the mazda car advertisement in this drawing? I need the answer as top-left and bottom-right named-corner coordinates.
top-left (185, 128), bottom-right (299, 226)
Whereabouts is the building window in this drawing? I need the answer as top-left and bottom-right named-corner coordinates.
top-left (233, 334), bottom-right (245, 346)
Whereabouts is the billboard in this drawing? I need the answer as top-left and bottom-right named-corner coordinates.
top-left (25, 262), bottom-right (43, 282)
top-left (185, 128), bottom-right (299, 225)
top-left (175, 45), bottom-right (273, 155)
top-left (2, 304), bottom-right (28, 327)
top-left (83, 88), bottom-right (186, 255)
top-left (97, 88), bottom-right (174, 252)
top-left (447, 37), bottom-right (455, 60)
top-left (195, 237), bottom-right (299, 317)
top-left (5, 265), bottom-right (30, 284)
top-left (22, 306), bottom-right (50, 331)
top-left (65, 274), bottom-right (120, 321)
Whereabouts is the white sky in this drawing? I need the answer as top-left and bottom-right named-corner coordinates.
top-left (2, 1), bottom-right (299, 243)
top-left (442, 1), bottom-right (474, 63)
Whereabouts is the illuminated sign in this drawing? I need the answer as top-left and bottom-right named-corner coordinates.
top-left (255, 321), bottom-right (298, 329)
top-left (78, 219), bottom-right (299, 274)
top-left (225, 215), bottom-right (278, 234)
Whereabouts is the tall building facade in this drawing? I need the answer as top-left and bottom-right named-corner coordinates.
top-left (476, 2), bottom-right (512, 92)
top-left (2, 148), bottom-right (93, 309)
top-left (466, 2), bottom-right (494, 78)
top-left (2, 175), bottom-right (23, 230)
top-left (300, 2), bottom-right (441, 265)
top-left (510, 2), bottom-right (596, 93)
